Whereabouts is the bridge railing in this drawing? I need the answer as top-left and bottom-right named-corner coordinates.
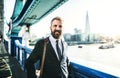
top-left (14, 40), bottom-right (32, 70)
top-left (10, 36), bottom-right (118, 78)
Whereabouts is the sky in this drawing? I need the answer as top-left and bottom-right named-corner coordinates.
top-left (4, 0), bottom-right (120, 37)
top-left (4, 0), bottom-right (15, 21)
top-left (30, 0), bottom-right (120, 37)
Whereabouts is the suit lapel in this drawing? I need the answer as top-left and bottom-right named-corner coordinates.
top-left (47, 37), bottom-right (65, 61)
top-left (47, 39), bottom-right (60, 61)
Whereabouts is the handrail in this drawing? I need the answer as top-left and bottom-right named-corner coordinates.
top-left (14, 40), bottom-right (32, 70)
top-left (14, 40), bottom-right (24, 48)
top-left (70, 62), bottom-right (118, 78)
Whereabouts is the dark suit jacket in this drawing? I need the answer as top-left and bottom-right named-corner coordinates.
top-left (25, 37), bottom-right (69, 78)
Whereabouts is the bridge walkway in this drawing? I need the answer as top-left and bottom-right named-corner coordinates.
top-left (0, 53), bottom-right (27, 78)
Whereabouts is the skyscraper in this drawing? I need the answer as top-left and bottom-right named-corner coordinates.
top-left (85, 11), bottom-right (90, 42)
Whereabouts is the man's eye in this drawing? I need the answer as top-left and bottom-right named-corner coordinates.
top-left (54, 25), bottom-right (57, 27)
top-left (59, 25), bottom-right (62, 28)
top-left (53, 25), bottom-right (62, 28)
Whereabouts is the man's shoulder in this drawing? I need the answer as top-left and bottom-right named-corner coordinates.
top-left (36, 37), bottom-right (49, 44)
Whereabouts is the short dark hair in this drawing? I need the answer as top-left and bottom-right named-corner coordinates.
top-left (51, 16), bottom-right (62, 25)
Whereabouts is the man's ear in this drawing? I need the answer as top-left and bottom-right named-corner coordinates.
top-left (50, 26), bottom-right (51, 29)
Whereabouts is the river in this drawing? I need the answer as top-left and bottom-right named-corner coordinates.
top-left (67, 44), bottom-right (120, 77)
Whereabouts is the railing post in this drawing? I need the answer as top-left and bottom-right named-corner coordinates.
top-left (10, 36), bottom-right (22, 56)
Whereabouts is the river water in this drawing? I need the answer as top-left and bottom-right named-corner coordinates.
top-left (67, 44), bottom-right (120, 77)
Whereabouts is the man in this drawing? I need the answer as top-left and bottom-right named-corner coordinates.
top-left (25, 17), bottom-right (69, 78)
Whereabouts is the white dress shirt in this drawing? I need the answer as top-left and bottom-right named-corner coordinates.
top-left (49, 35), bottom-right (63, 60)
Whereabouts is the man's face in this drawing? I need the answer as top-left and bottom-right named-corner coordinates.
top-left (50, 20), bottom-right (62, 39)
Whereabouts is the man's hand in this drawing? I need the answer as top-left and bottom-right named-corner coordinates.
top-left (36, 70), bottom-right (40, 78)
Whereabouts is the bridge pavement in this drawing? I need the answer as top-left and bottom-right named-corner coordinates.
top-left (1, 55), bottom-right (27, 78)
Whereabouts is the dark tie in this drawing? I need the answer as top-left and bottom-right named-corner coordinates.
top-left (56, 40), bottom-right (62, 60)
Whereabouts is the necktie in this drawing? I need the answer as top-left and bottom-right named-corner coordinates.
top-left (56, 40), bottom-right (62, 60)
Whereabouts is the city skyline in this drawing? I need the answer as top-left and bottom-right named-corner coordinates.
top-left (30, 0), bottom-right (120, 38)
top-left (4, 0), bottom-right (120, 38)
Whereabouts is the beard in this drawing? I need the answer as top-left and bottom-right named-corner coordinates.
top-left (51, 30), bottom-right (62, 39)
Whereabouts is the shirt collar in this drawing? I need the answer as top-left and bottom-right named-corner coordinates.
top-left (49, 35), bottom-right (61, 43)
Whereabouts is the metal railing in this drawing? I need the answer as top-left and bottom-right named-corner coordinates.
top-left (14, 40), bottom-right (32, 70)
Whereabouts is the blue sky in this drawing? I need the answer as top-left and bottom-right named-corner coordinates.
top-left (4, 0), bottom-right (120, 37)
